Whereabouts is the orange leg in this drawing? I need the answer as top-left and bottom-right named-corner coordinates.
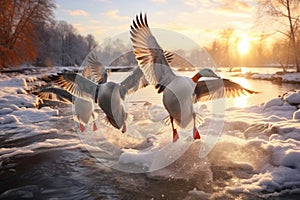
top-left (121, 123), bottom-right (126, 133)
top-left (193, 113), bottom-right (200, 140)
top-left (170, 116), bottom-right (179, 142)
top-left (80, 123), bottom-right (85, 132)
top-left (93, 123), bottom-right (97, 131)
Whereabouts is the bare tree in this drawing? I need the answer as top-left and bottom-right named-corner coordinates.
top-left (86, 34), bottom-right (98, 52)
top-left (258, 0), bottom-right (300, 72)
top-left (271, 38), bottom-right (291, 70)
top-left (220, 28), bottom-right (235, 67)
top-left (34, 20), bottom-right (95, 67)
top-left (35, 22), bottom-right (56, 66)
top-left (0, 0), bottom-right (55, 68)
top-left (206, 40), bottom-right (223, 67)
top-left (51, 21), bottom-right (90, 66)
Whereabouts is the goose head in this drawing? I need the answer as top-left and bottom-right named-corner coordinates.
top-left (192, 68), bottom-right (219, 82)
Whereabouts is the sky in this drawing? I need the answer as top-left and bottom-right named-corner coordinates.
top-left (54, 0), bottom-right (261, 47)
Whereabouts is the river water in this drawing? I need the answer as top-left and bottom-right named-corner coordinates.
top-left (1, 68), bottom-right (300, 200)
top-left (128, 67), bottom-right (300, 108)
top-left (218, 67), bottom-right (300, 108)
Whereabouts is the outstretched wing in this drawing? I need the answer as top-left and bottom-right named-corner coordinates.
top-left (163, 50), bottom-right (174, 64)
top-left (194, 78), bottom-right (258, 102)
top-left (130, 13), bottom-right (176, 89)
top-left (50, 73), bottom-right (98, 101)
top-left (33, 87), bottom-right (73, 103)
top-left (119, 67), bottom-right (149, 99)
top-left (82, 52), bottom-right (108, 84)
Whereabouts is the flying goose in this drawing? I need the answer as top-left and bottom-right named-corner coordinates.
top-left (36, 54), bottom-right (107, 132)
top-left (50, 66), bottom-right (148, 133)
top-left (130, 13), bottom-right (257, 142)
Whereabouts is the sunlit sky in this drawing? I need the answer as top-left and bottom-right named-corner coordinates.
top-left (54, 0), bottom-right (263, 47)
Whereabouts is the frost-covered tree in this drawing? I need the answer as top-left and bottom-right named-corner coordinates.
top-left (46, 21), bottom-right (90, 66)
top-left (86, 34), bottom-right (98, 52)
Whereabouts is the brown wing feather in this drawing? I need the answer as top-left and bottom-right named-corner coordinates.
top-left (50, 73), bottom-right (98, 101)
top-left (130, 13), bottom-right (176, 88)
top-left (194, 78), bottom-right (258, 102)
top-left (82, 53), bottom-right (107, 84)
top-left (34, 87), bottom-right (73, 103)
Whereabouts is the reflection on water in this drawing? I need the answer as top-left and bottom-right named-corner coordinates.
top-left (230, 77), bottom-right (251, 108)
top-left (220, 68), bottom-right (300, 108)
top-left (233, 77), bottom-right (251, 89)
top-left (241, 66), bottom-right (248, 74)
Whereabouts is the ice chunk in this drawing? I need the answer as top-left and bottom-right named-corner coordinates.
top-left (285, 92), bottom-right (300, 105)
top-left (263, 98), bottom-right (283, 109)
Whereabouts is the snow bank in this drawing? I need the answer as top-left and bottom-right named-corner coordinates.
top-left (249, 72), bottom-right (300, 83)
top-left (0, 74), bottom-right (80, 160)
top-left (281, 73), bottom-right (300, 83)
top-left (116, 90), bottom-right (300, 198)
top-left (123, 89), bottom-right (300, 198)
top-left (251, 73), bottom-right (274, 80)
top-left (211, 90), bottom-right (300, 198)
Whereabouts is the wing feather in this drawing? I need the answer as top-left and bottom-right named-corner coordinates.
top-left (119, 67), bottom-right (149, 99)
top-left (34, 87), bottom-right (73, 103)
top-left (82, 52), bottom-right (107, 84)
top-left (130, 13), bottom-right (176, 88)
top-left (163, 50), bottom-right (174, 64)
top-left (194, 79), bottom-right (258, 102)
top-left (50, 73), bottom-right (98, 101)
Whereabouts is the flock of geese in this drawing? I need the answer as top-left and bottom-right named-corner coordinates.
top-left (35, 13), bottom-right (257, 142)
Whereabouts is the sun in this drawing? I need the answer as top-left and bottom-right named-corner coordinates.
top-left (237, 39), bottom-right (250, 55)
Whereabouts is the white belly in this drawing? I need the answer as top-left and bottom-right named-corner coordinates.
top-left (162, 77), bottom-right (196, 128)
top-left (74, 97), bottom-right (95, 124)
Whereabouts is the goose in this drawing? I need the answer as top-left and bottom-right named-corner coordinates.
top-left (130, 13), bottom-right (257, 142)
top-left (50, 66), bottom-right (148, 133)
top-left (36, 54), bottom-right (107, 132)
top-left (48, 49), bottom-right (174, 133)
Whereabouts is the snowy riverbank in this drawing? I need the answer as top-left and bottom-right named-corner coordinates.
top-left (0, 73), bottom-right (82, 160)
top-left (234, 71), bottom-right (300, 84)
top-left (1, 71), bottom-right (300, 199)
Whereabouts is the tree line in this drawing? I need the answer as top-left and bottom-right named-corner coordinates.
top-left (1, 0), bottom-right (299, 72)
top-left (0, 0), bottom-right (97, 68)
top-left (206, 0), bottom-right (300, 72)
top-left (205, 28), bottom-right (300, 68)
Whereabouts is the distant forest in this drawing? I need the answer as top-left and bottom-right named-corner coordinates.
top-left (0, 0), bottom-right (299, 72)
top-left (0, 0), bottom-right (97, 68)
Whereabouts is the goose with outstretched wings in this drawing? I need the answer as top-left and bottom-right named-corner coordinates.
top-left (130, 13), bottom-right (257, 142)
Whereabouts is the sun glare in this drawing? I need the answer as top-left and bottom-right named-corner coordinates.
top-left (237, 39), bottom-right (250, 55)
top-left (233, 96), bottom-right (248, 108)
top-left (232, 78), bottom-right (251, 108)
top-left (241, 67), bottom-right (249, 74)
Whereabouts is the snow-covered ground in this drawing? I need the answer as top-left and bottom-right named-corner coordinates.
top-left (0, 73), bottom-right (83, 160)
top-left (121, 90), bottom-right (300, 199)
top-left (1, 70), bottom-right (300, 199)
top-left (205, 91), bottom-right (300, 198)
